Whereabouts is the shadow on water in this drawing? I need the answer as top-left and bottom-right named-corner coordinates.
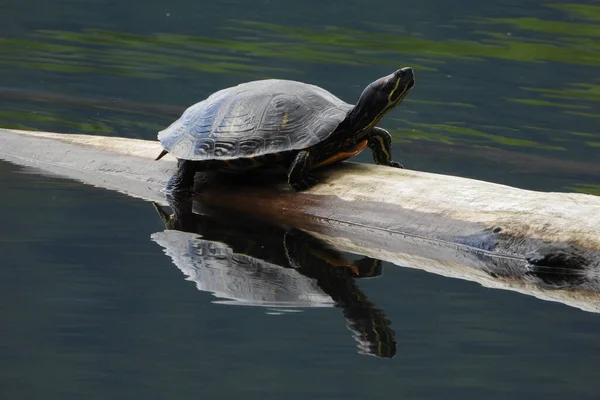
top-left (150, 195), bottom-right (397, 359)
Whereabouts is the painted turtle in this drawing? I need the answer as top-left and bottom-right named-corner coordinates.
top-left (157, 67), bottom-right (415, 193)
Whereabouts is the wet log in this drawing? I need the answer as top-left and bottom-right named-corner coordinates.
top-left (1, 128), bottom-right (599, 312)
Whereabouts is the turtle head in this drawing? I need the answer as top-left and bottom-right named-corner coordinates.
top-left (348, 67), bottom-right (414, 131)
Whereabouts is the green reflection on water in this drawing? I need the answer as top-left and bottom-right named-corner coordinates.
top-left (550, 4), bottom-right (600, 22)
top-left (518, 81), bottom-right (600, 123)
top-left (391, 128), bottom-right (454, 144)
top-left (0, 109), bottom-right (164, 138)
top-left (2, 4), bottom-right (600, 81)
top-left (568, 183), bottom-right (600, 196)
top-left (506, 98), bottom-right (589, 110)
top-left (409, 99), bottom-right (477, 108)
top-left (401, 121), bottom-right (565, 150)
top-left (491, 18), bottom-right (600, 38)
top-left (0, 30), bottom-right (301, 79)
top-left (524, 125), bottom-right (596, 138)
top-left (524, 83), bottom-right (600, 103)
top-left (0, 110), bottom-right (111, 134)
top-left (566, 111), bottom-right (600, 119)
top-left (1, 5), bottom-right (598, 154)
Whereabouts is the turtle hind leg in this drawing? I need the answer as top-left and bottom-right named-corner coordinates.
top-left (166, 159), bottom-right (198, 195)
top-left (288, 150), bottom-right (317, 191)
top-left (366, 127), bottom-right (403, 168)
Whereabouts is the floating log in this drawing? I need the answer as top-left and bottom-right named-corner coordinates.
top-left (1, 128), bottom-right (599, 312)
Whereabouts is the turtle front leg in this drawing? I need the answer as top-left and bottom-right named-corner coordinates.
top-left (166, 159), bottom-right (197, 194)
top-left (365, 127), bottom-right (403, 169)
top-left (288, 150), bottom-right (317, 191)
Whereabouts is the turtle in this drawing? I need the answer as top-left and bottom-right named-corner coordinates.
top-left (156, 67), bottom-right (415, 194)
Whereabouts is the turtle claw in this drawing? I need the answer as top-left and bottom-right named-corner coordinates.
top-left (390, 161), bottom-right (404, 169)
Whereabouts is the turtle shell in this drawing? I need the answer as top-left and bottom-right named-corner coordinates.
top-left (158, 79), bottom-right (352, 160)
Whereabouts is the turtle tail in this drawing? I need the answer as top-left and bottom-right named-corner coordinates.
top-left (155, 149), bottom-right (169, 161)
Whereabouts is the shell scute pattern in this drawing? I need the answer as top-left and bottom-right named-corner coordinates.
top-left (193, 138), bottom-right (215, 157)
top-left (213, 93), bottom-right (258, 137)
top-left (185, 92), bottom-right (230, 136)
top-left (158, 80), bottom-right (352, 160)
top-left (265, 136), bottom-right (291, 153)
top-left (214, 140), bottom-right (237, 157)
top-left (238, 137), bottom-right (266, 157)
top-left (260, 94), bottom-right (316, 148)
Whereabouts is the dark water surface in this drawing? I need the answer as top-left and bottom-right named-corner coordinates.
top-left (2, 0), bottom-right (600, 398)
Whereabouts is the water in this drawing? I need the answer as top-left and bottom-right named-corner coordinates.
top-left (1, 0), bottom-right (600, 398)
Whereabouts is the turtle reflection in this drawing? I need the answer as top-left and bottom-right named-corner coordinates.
top-left (151, 196), bottom-right (396, 359)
